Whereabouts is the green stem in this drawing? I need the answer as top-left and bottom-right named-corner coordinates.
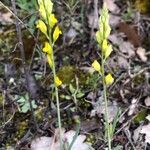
top-left (101, 55), bottom-right (111, 150)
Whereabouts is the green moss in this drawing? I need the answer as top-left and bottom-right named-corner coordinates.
top-left (134, 109), bottom-right (147, 123)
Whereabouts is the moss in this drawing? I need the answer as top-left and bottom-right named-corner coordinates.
top-left (134, 109), bottom-right (147, 123)
top-left (57, 66), bottom-right (90, 86)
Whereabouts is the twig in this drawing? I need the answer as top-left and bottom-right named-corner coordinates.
top-left (11, 0), bottom-right (38, 130)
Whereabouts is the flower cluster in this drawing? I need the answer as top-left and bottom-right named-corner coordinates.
top-left (92, 3), bottom-right (114, 85)
top-left (36, 0), bottom-right (62, 87)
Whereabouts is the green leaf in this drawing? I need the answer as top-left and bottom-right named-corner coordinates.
top-left (17, 96), bottom-right (26, 103)
top-left (76, 92), bottom-right (84, 98)
top-left (69, 84), bottom-right (76, 94)
top-left (21, 103), bottom-right (30, 113)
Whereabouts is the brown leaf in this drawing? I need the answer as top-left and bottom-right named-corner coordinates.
top-left (118, 22), bottom-right (141, 47)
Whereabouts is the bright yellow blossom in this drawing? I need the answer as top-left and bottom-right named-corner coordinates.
top-left (105, 73), bottom-right (114, 85)
top-left (38, 0), bottom-right (53, 20)
top-left (102, 39), bottom-right (108, 52)
top-left (43, 42), bottom-right (52, 55)
top-left (104, 44), bottom-right (113, 59)
top-left (53, 26), bottom-right (62, 43)
top-left (36, 20), bottom-right (47, 36)
top-left (48, 14), bottom-right (58, 28)
top-left (55, 76), bottom-right (62, 87)
top-left (92, 60), bottom-right (101, 72)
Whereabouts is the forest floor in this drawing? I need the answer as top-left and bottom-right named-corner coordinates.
top-left (0, 0), bottom-right (150, 149)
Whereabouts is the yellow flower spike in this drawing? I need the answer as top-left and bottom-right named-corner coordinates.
top-left (53, 26), bottom-right (62, 43)
top-left (43, 42), bottom-right (52, 55)
top-left (92, 60), bottom-right (101, 72)
top-left (47, 54), bottom-right (53, 68)
top-left (105, 73), bottom-right (114, 85)
top-left (36, 20), bottom-right (47, 37)
top-left (55, 76), bottom-right (62, 87)
top-left (104, 44), bottom-right (113, 59)
top-left (48, 14), bottom-right (58, 28)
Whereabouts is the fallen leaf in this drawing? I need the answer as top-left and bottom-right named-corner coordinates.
top-left (109, 14), bottom-right (121, 27)
top-left (133, 126), bottom-right (142, 143)
top-left (119, 41), bottom-right (135, 58)
top-left (118, 22), bottom-right (141, 47)
top-left (87, 12), bottom-right (99, 29)
top-left (128, 98), bottom-right (138, 116)
top-left (92, 96), bottom-right (118, 123)
top-left (104, 0), bottom-right (120, 14)
top-left (136, 47), bottom-right (147, 62)
top-left (31, 130), bottom-right (94, 150)
top-left (140, 124), bottom-right (150, 144)
top-left (144, 96), bottom-right (150, 106)
top-left (117, 56), bottom-right (129, 69)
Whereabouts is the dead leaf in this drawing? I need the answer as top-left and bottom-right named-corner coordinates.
top-left (144, 96), bottom-right (150, 106)
top-left (87, 12), bottom-right (99, 29)
top-left (109, 14), bottom-right (121, 27)
top-left (119, 41), bottom-right (135, 57)
top-left (92, 96), bottom-right (118, 123)
top-left (140, 124), bottom-right (150, 144)
top-left (109, 33), bottom-right (135, 58)
top-left (31, 130), bottom-right (94, 150)
top-left (133, 126), bottom-right (142, 143)
top-left (118, 22), bottom-right (141, 47)
top-left (136, 47), bottom-right (147, 62)
top-left (104, 0), bottom-right (120, 14)
top-left (128, 98), bottom-right (138, 116)
top-left (31, 136), bottom-right (53, 150)
top-left (0, 11), bottom-right (13, 24)
top-left (117, 56), bottom-right (129, 69)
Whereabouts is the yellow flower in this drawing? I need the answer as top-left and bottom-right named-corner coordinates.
top-left (36, 20), bottom-right (47, 36)
top-left (55, 76), bottom-right (62, 87)
top-left (47, 54), bottom-right (53, 68)
top-left (48, 14), bottom-right (58, 28)
top-left (102, 39), bottom-right (108, 52)
top-left (92, 60), bottom-right (101, 72)
top-left (38, 0), bottom-right (53, 19)
top-left (39, 4), bottom-right (46, 20)
top-left (105, 73), bottom-right (114, 85)
top-left (104, 44), bottom-right (113, 59)
top-left (53, 26), bottom-right (62, 43)
top-left (43, 42), bottom-right (52, 55)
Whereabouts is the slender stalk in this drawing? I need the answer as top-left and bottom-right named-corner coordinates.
top-left (101, 56), bottom-right (111, 150)
top-left (42, 0), bottom-right (62, 147)
top-left (51, 50), bottom-right (63, 148)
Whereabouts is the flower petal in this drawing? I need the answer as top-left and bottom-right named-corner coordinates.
top-left (43, 42), bottom-right (52, 54)
top-left (55, 76), bottom-right (62, 87)
top-left (36, 20), bottom-right (47, 36)
top-left (53, 26), bottom-right (62, 43)
top-left (105, 73), bottom-right (114, 85)
top-left (48, 14), bottom-right (58, 28)
top-left (92, 60), bottom-right (101, 72)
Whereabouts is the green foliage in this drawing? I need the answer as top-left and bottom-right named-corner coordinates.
top-left (16, 0), bottom-right (38, 33)
top-left (16, 94), bottom-right (37, 113)
top-left (122, 7), bottom-right (134, 21)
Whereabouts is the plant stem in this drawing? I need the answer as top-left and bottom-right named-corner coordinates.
top-left (101, 55), bottom-right (111, 150)
top-left (42, 0), bottom-right (62, 147)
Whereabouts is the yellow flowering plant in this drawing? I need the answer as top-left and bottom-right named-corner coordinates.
top-left (91, 3), bottom-right (117, 150)
top-left (36, 0), bottom-right (63, 147)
